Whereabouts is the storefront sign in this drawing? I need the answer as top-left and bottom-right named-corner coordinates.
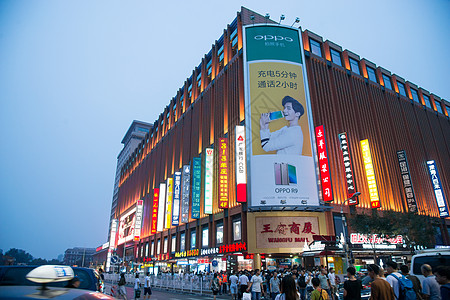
top-left (204, 148), bottom-right (214, 214)
top-left (255, 216), bottom-right (319, 249)
top-left (315, 125), bottom-right (333, 201)
top-left (360, 139), bottom-right (380, 208)
top-left (218, 138), bottom-right (229, 208)
top-left (106, 218), bottom-right (118, 271)
top-left (397, 150), bottom-right (417, 212)
top-left (427, 160), bottom-right (449, 218)
top-left (157, 183), bottom-right (166, 232)
top-left (338, 132), bottom-right (358, 204)
top-left (243, 25), bottom-right (319, 208)
top-left (219, 242), bottom-right (247, 254)
top-left (174, 249), bottom-right (199, 258)
top-left (172, 171), bottom-right (182, 225)
top-left (117, 207), bottom-right (136, 245)
top-left (198, 259), bottom-right (210, 264)
top-left (350, 233), bottom-right (403, 245)
top-left (235, 125), bottom-right (247, 203)
top-left (191, 157), bottom-right (201, 219)
top-left (151, 188), bottom-right (160, 234)
top-left (181, 165), bottom-right (190, 223)
top-left (201, 248), bottom-right (219, 256)
top-left (165, 178), bottom-right (173, 229)
top-left (134, 199), bottom-right (144, 241)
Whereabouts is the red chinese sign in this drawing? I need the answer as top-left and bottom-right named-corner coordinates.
top-left (218, 242), bottom-right (247, 254)
top-left (315, 125), bottom-right (333, 201)
top-left (218, 138), bottom-right (229, 208)
top-left (150, 188), bottom-right (159, 234)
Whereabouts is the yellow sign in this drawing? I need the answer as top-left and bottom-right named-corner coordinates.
top-left (165, 178), bottom-right (173, 228)
top-left (360, 139), bottom-right (380, 208)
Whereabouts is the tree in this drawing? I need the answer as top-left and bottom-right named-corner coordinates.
top-left (5, 248), bottom-right (33, 265)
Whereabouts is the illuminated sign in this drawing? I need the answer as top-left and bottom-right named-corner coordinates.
top-left (201, 248), bottom-right (219, 256)
top-left (427, 160), bottom-right (449, 218)
top-left (315, 125), bottom-right (333, 201)
top-left (204, 148), bottom-right (214, 214)
top-left (106, 218), bottom-right (117, 272)
top-left (397, 150), bottom-right (417, 212)
top-left (235, 126), bottom-right (247, 202)
top-left (338, 133), bottom-right (358, 204)
top-left (191, 158), bottom-right (201, 219)
top-left (218, 242), bottom-right (247, 254)
top-left (172, 172), bottom-right (181, 226)
top-left (180, 165), bottom-right (190, 223)
top-left (218, 138), bottom-right (229, 208)
top-left (360, 139), bottom-right (380, 208)
top-left (157, 183), bottom-right (166, 232)
top-left (117, 207), bottom-right (136, 245)
top-left (165, 178), bottom-right (173, 229)
top-left (134, 199), bottom-right (144, 241)
top-left (150, 188), bottom-right (159, 234)
top-left (243, 25), bottom-right (319, 208)
top-left (350, 233), bottom-right (403, 245)
top-left (174, 249), bottom-right (199, 258)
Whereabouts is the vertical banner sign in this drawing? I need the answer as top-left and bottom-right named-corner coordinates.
top-left (106, 218), bottom-right (118, 272)
top-left (181, 165), bottom-right (191, 223)
top-left (315, 125), bottom-right (333, 202)
top-left (426, 160), bottom-right (449, 218)
top-left (338, 133), bottom-right (358, 204)
top-left (243, 24), bottom-right (319, 208)
top-left (172, 171), bottom-right (182, 225)
top-left (397, 150), bottom-right (417, 212)
top-left (191, 157), bottom-right (202, 219)
top-left (360, 139), bottom-right (380, 208)
top-left (151, 188), bottom-right (160, 234)
top-left (204, 148), bottom-right (214, 214)
top-left (134, 199), bottom-right (144, 241)
top-left (235, 126), bottom-right (247, 202)
top-left (157, 183), bottom-right (166, 232)
top-left (218, 138), bottom-right (229, 208)
top-left (165, 178), bottom-right (173, 229)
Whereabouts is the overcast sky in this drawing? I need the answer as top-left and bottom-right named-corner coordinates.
top-left (0, 0), bottom-right (449, 260)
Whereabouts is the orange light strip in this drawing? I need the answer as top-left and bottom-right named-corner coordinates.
top-left (360, 139), bottom-right (380, 208)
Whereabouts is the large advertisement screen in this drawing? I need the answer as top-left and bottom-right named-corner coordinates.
top-left (243, 25), bottom-right (319, 208)
top-left (117, 207), bottom-right (136, 245)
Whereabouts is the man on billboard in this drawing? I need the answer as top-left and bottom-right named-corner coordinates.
top-left (259, 96), bottom-right (304, 155)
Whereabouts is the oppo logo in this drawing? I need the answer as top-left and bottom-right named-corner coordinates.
top-left (254, 35), bottom-right (294, 42)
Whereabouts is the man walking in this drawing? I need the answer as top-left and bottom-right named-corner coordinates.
top-left (229, 272), bottom-right (239, 300)
top-left (270, 271), bottom-right (280, 300)
top-left (239, 271), bottom-right (249, 300)
top-left (386, 261), bottom-right (402, 299)
top-left (368, 264), bottom-right (394, 300)
top-left (421, 264), bottom-right (441, 300)
top-left (247, 269), bottom-right (264, 300)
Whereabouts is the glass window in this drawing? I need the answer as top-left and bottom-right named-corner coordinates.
top-left (233, 220), bottom-right (241, 241)
top-left (423, 95), bottom-right (432, 109)
top-left (367, 66), bottom-right (377, 83)
top-left (397, 82), bottom-right (407, 97)
top-left (309, 39), bottom-right (322, 57)
top-left (216, 223), bottom-right (224, 244)
top-left (218, 45), bottom-right (224, 63)
top-left (157, 239), bottom-right (160, 255)
top-left (163, 237), bottom-right (168, 253)
top-left (202, 227), bottom-right (209, 248)
top-left (382, 74), bottom-right (392, 90)
top-left (151, 241), bottom-right (154, 256)
top-left (435, 100), bottom-right (443, 114)
top-left (180, 232), bottom-right (186, 252)
top-left (330, 48), bottom-right (342, 66)
top-left (171, 235), bottom-right (176, 253)
top-left (145, 243), bottom-right (149, 257)
top-left (349, 58), bottom-right (360, 75)
top-left (190, 230), bottom-right (196, 249)
top-left (411, 88), bottom-right (420, 103)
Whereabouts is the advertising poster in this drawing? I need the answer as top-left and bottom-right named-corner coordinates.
top-left (172, 171), bottom-right (182, 225)
top-left (157, 183), bottom-right (166, 232)
top-left (165, 177), bottom-right (173, 229)
top-left (397, 150), bottom-right (417, 212)
top-left (243, 25), bottom-right (319, 208)
top-left (134, 199), bottom-right (144, 241)
top-left (235, 126), bottom-right (247, 202)
top-left (117, 208), bottom-right (136, 245)
top-left (315, 125), bottom-right (333, 201)
top-left (218, 138), bottom-right (229, 209)
top-left (204, 148), bottom-right (214, 214)
top-left (427, 160), bottom-right (449, 218)
top-left (338, 133), bottom-right (358, 204)
top-left (150, 188), bottom-right (160, 234)
top-left (191, 157), bottom-right (202, 219)
top-left (181, 165), bottom-right (191, 223)
top-left (360, 139), bottom-right (380, 208)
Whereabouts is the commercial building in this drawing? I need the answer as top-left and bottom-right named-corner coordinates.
top-left (109, 7), bottom-right (450, 274)
top-left (63, 247), bottom-right (96, 267)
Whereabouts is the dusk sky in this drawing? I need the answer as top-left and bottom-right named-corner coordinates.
top-left (0, 0), bottom-right (449, 260)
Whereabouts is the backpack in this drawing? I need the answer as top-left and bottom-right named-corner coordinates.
top-left (212, 278), bottom-right (219, 291)
top-left (298, 275), bottom-right (307, 288)
top-left (388, 273), bottom-right (417, 300)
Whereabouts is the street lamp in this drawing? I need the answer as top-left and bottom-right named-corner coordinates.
top-left (340, 192), bottom-right (361, 269)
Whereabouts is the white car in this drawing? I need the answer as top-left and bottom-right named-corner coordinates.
top-left (410, 248), bottom-right (450, 283)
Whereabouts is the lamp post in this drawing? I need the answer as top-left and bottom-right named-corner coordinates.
top-left (340, 192), bottom-right (361, 269)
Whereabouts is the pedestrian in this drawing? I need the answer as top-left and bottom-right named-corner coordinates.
top-left (210, 273), bottom-right (220, 300)
top-left (367, 264), bottom-right (394, 300)
top-left (270, 271), bottom-right (281, 300)
top-left (143, 272), bottom-right (152, 299)
top-left (223, 272), bottom-right (228, 295)
top-left (343, 266), bottom-right (362, 300)
top-left (386, 261), bottom-right (402, 298)
top-left (434, 266), bottom-right (450, 300)
top-left (248, 269), bottom-right (265, 300)
top-left (297, 270), bottom-right (307, 300)
top-left (328, 268), bottom-right (337, 300)
top-left (134, 273), bottom-right (141, 300)
top-left (118, 273), bottom-right (128, 300)
top-left (305, 270), bottom-right (314, 297)
top-left (230, 272), bottom-right (239, 300)
top-left (400, 264), bottom-right (423, 300)
top-left (310, 277), bottom-right (328, 300)
top-left (318, 268), bottom-right (331, 297)
top-left (239, 271), bottom-right (250, 300)
top-left (421, 264), bottom-right (441, 300)
top-left (275, 275), bottom-right (299, 300)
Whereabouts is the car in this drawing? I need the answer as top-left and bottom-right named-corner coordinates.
top-left (410, 248), bottom-right (450, 283)
top-left (0, 265), bottom-right (114, 299)
top-left (0, 265), bottom-right (102, 291)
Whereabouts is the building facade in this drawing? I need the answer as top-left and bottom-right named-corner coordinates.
top-left (110, 7), bottom-right (450, 274)
top-left (63, 247), bottom-right (96, 267)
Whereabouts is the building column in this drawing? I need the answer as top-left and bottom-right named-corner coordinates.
top-left (253, 253), bottom-right (261, 270)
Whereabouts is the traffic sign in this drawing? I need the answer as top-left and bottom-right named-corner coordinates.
top-left (111, 255), bottom-right (119, 264)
